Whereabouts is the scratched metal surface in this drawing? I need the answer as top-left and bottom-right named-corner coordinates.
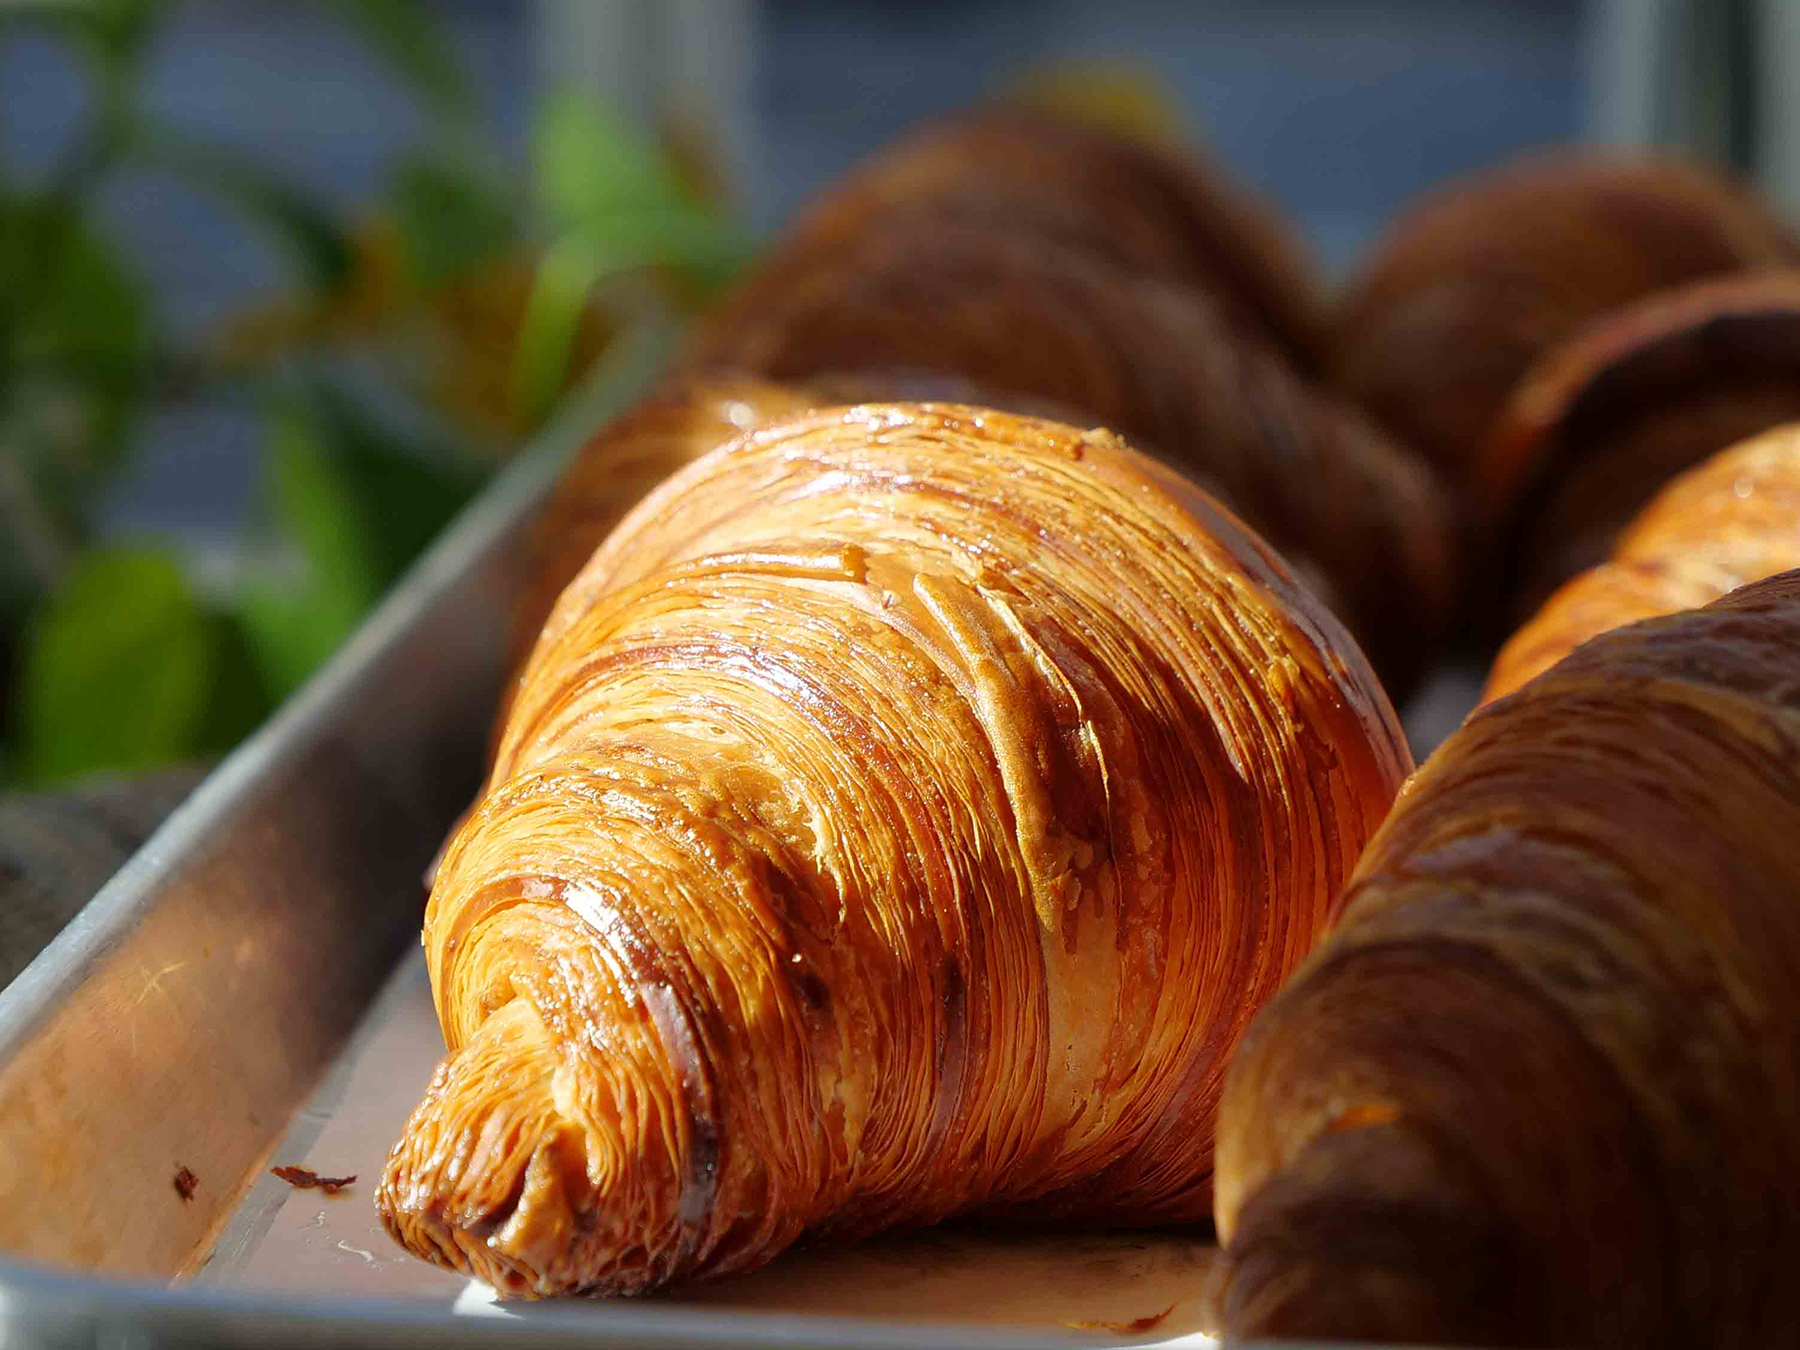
top-left (0, 321), bottom-right (1474, 1348)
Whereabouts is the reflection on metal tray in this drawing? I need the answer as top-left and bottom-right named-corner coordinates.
top-left (199, 948), bottom-right (1222, 1348)
top-left (0, 320), bottom-right (1471, 1348)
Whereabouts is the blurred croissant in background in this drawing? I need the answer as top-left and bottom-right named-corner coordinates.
top-left (1332, 155), bottom-right (1799, 549)
top-left (379, 404), bottom-right (1411, 1296)
top-left (1478, 270), bottom-right (1800, 624)
top-left (517, 105), bottom-right (1457, 701)
top-left (698, 105), bottom-right (1330, 374)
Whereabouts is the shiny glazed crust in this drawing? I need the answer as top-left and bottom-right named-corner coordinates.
top-left (1485, 423), bottom-right (1800, 699)
top-left (1214, 570), bottom-right (1800, 1348)
top-left (511, 376), bottom-right (817, 672)
top-left (378, 404), bottom-right (1411, 1296)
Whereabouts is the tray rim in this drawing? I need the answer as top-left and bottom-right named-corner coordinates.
top-left (0, 1250), bottom-right (1193, 1350)
top-left (0, 319), bottom-right (674, 1070)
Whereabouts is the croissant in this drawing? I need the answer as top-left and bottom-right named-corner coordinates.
top-left (1479, 270), bottom-right (1800, 615)
top-left (1486, 421), bottom-right (1800, 699)
top-left (511, 376), bottom-right (816, 671)
top-left (701, 105), bottom-right (1328, 374)
top-left (687, 220), bottom-right (1455, 693)
top-left (379, 404), bottom-right (1412, 1296)
top-left (508, 371), bottom-right (1106, 727)
top-left (1332, 154), bottom-right (1797, 532)
top-left (1213, 569), bottom-right (1800, 1349)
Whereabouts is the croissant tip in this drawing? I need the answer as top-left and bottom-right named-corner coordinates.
top-left (375, 1152), bottom-right (533, 1297)
top-left (378, 1139), bottom-right (627, 1299)
top-left (374, 999), bottom-right (698, 1299)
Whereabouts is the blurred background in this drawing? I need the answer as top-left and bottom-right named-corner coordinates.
top-left (0, 0), bottom-right (1774, 801)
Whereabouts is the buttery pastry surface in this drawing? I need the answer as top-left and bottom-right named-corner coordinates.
top-left (512, 376), bottom-right (814, 670)
top-left (1486, 423), bottom-right (1800, 699)
top-left (379, 404), bottom-right (1411, 1296)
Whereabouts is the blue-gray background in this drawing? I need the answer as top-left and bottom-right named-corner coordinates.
top-left (0, 0), bottom-right (1585, 541)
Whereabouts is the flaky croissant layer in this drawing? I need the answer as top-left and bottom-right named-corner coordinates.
top-left (1485, 422), bottom-right (1800, 699)
top-left (378, 405), bottom-right (1410, 1296)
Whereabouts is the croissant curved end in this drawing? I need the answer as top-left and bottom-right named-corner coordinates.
top-left (379, 985), bottom-right (715, 1298)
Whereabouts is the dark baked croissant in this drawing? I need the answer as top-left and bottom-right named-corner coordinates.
top-left (1479, 270), bottom-right (1800, 616)
top-left (1333, 155), bottom-right (1797, 533)
top-left (701, 105), bottom-right (1328, 374)
top-left (379, 404), bottom-right (1411, 1296)
top-left (1486, 421), bottom-right (1800, 699)
top-left (688, 219), bottom-right (1454, 693)
top-left (1213, 569), bottom-right (1800, 1349)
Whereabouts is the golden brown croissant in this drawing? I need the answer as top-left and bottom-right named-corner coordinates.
top-left (1213, 569), bottom-right (1800, 1349)
top-left (1333, 155), bottom-right (1797, 529)
top-left (687, 220), bottom-right (1455, 693)
top-left (512, 376), bottom-right (816, 671)
top-left (702, 106), bottom-right (1328, 374)
top-left (1485, 421), bottom-right (1800, 699)
top-left (512, 370), bottom-right (1092, 691)
top-left (379, 404), bottom-right (1412, 1296)
top-left (1479, 270), bottom-right (1800, 615)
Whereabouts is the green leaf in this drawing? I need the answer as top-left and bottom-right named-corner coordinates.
top-left (266, 393), bottom-right (384, 602)
top-left (389, 150), bottom-right (515, 288)
top-left (324, 0), bottom-right (473, 121)
top-left (234, 580), bottom-right (362, 705)
top-left (235, 393), bottom-right (383, 697)
top-left (0, 192), bottom-right (151, 571)
top-left (195, 607), bottom-right (270, 754)
top-left (298, 380), bottom-right (483, 582)
top-left (126, 121), bottom-right (354, 292)
top-left (509, 208), bottom-right (747, 428)
top-left (526, 90), bottom-right (750, 319)
top-left (508, 233), bottom-right (607, 429)
top-left (78, 0), bottom-right (158, 71)
top-left (532, 90), bottom-right (692, 228)
top-left (9, 0), bottom-right (161, 76)
top-left (236, 384), bottom-right (481, 698)
top-left (512, 94), bottom-right (749, 425)
top-left (11, 546), bottom-right (214, 785)
top-left (3, 192), bottom-right (151, 379)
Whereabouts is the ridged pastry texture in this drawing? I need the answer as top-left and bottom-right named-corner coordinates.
top-left (1332, 154), bottom-right (1798, 530)
top-left (1485, 422), bottom-right (1800, 699)
top-left (511, 370), bottom-right (1088, 704)
top-left (688, 221), bottom-right (1455, 694)
top-left (511, 376), bottom-right (815, 672)
top-left (1214, 570), bottom-right (1800, 1349)
top-left (379, 404), bottom-right (1411, 1297)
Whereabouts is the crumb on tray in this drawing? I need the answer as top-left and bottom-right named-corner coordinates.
top-left (272, 1165), bottom-right (357, 1195)
top-left (173, 1166), bottom-right (198, 1201)
top-left (1068, 1302), bottom-right (1177, 1334)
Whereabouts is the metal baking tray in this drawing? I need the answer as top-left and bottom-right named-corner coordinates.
top-left (0, 322), bottom-right (1472, 1349)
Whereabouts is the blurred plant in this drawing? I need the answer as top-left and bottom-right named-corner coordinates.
top-left (0, 0), bottom-right (749, 786)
